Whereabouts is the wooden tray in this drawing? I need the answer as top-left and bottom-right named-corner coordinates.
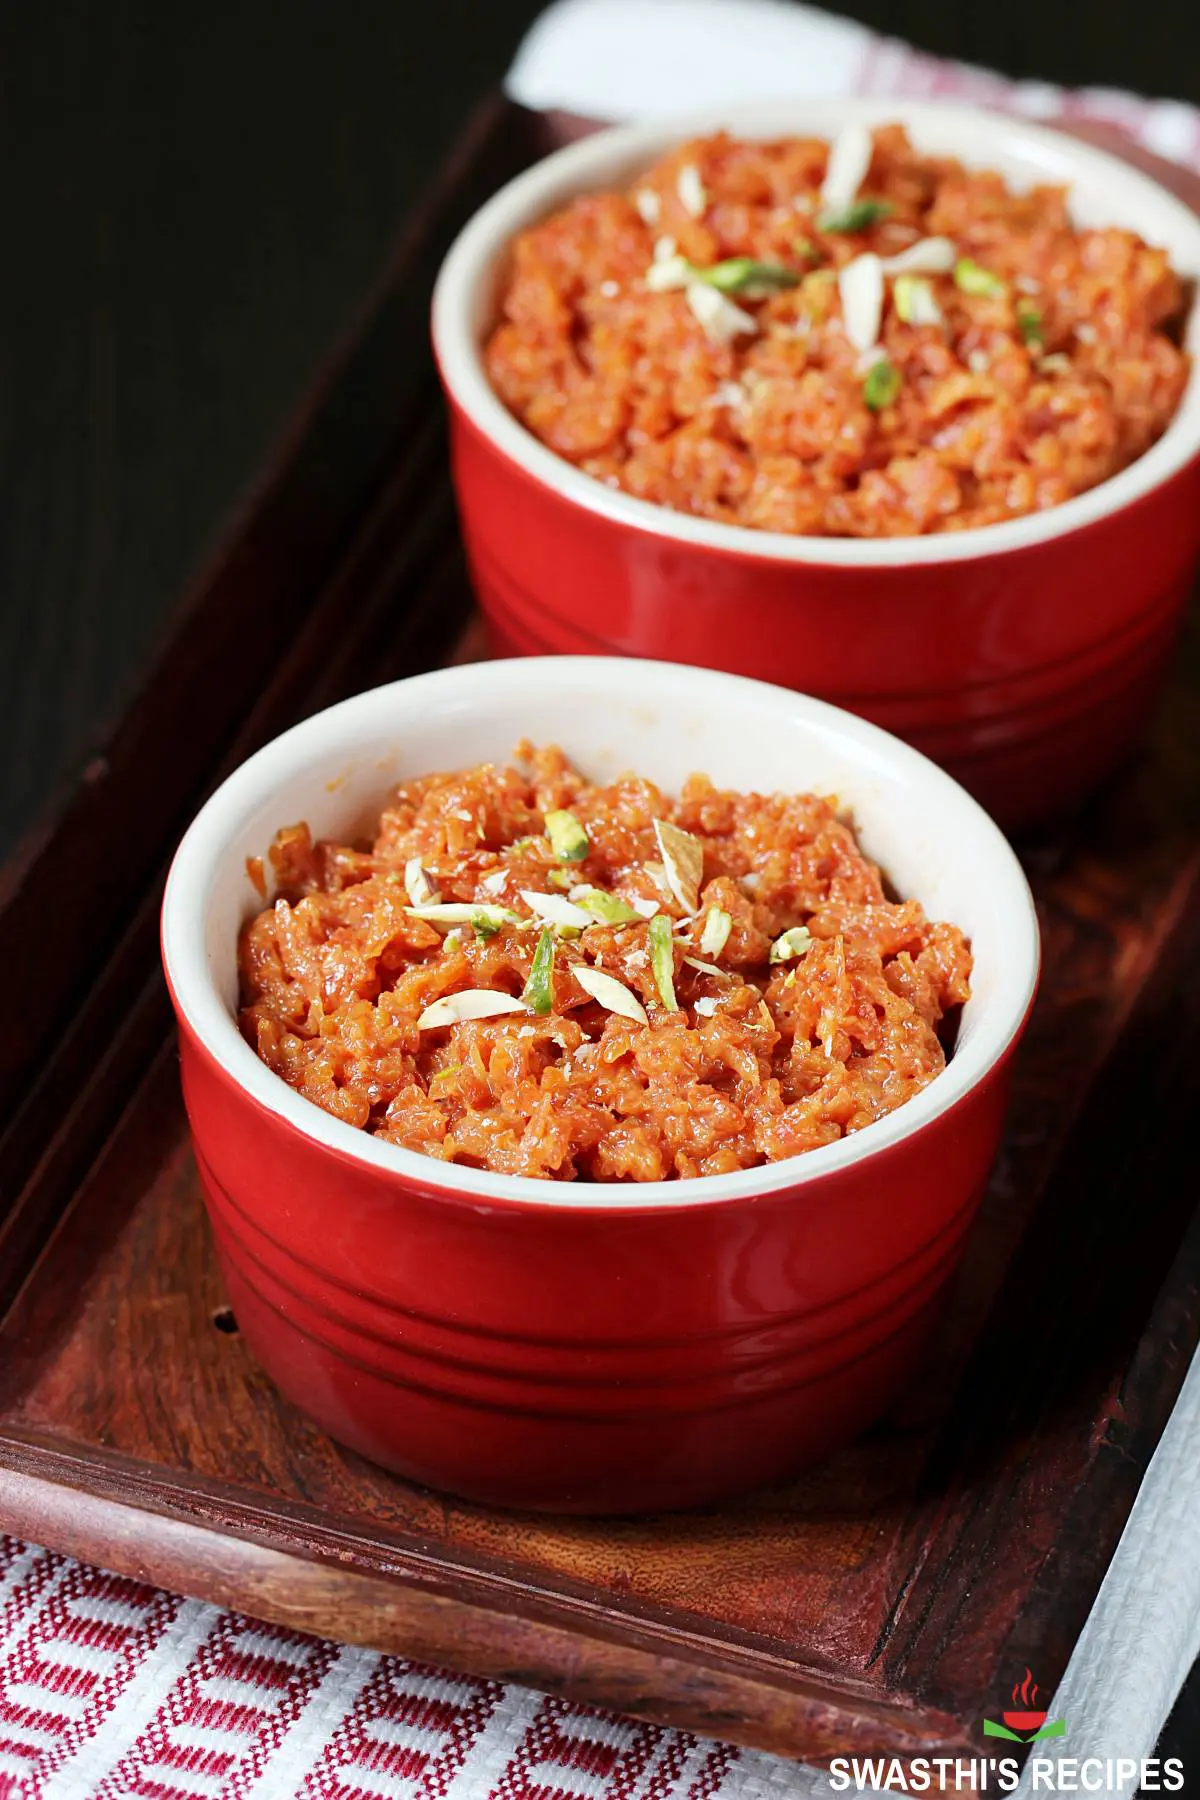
top-left (2, 95), bottom-right (1199, 1765)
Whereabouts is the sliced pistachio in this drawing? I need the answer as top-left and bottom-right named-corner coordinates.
top-left (417, 990), bottom-right (528, 1029)
top-left (648, 913), bottom-right (678, 1011)
top-left (548, 868), bottom-right (574, 890)
top-left (404, 858), bottom-right (440, 907)
top-left (696, 257), bottom-right (801, 297)
top-left (893, 274), bottom-right (943, 327)
top-left (520, 889), bottom-right (593, 930)
top-left (544, 808), bottom-right (589, 862)
top-left (405, 902), bottom-right (519, 930)
top-left (522, 928), bottom-right (556, 1015)
top-left (863, 358), bottom-right (902, 412)
top-left (769, 926), bottom-right (814, 964)
top-left (818, 197), bottom-right (893, 234)
top-left (428, 1062), bottom-right (464, 1091)
top-left (569, 886), bottom-right (644, 925)
top-left (954, 258), bottom-right (1005, 298)
top-left (699, 907), bottom-right (732, 959)
top-left (573, 965), bottom-right (648, 1025)
top-left (653, 819), bottom-right (705, 914)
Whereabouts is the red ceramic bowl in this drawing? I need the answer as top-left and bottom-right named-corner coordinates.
top-left (161, 656), bottom-right (1039, 1514)
top-left (432, 99), bottom-right (1200, 830)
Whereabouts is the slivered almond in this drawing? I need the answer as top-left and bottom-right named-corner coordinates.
top-left (405, 902), bottom-right (517, 928)
top-left (520, 889), bottom-right (593, 929)
top-left (573, 966), bottom-right (649, 1025)
top-left (653, 819), bottom-right (704, 914)
top-left (677, 163), bottom-right (707, 218)
top-left (820, 124), bottom-right (872, 212)
top-left (404, 858), bottom-right (440, 907)
top-left (685, 282), bottom-right (757, 343)
top-left (881, 237), bottom-right (957, 275)
top-left (699, 907), bottom-right (732, 959)
top-left (838, 253), bottom-right (884, 354)
top-left (417, 991), bottom-right (528, 1029)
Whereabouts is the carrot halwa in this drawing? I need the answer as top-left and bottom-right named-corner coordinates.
top-left (484, 125), bottom-right (1190, 535)
top-left (238, 745), bottom-right (972, 1181)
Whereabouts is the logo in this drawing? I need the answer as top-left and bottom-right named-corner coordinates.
top-left (983, 1668), bottom-right (1066, 1743)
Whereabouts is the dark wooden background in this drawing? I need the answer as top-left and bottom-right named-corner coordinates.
top-left (3, 0), bottom-right (1198, 1775)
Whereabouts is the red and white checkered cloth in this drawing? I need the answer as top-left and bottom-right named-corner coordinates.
top-left (4, 5), bottom-right (1200, 1797)
top-left (0, 1535), bottom-right (780, 1800)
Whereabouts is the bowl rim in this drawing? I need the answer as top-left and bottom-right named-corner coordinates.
top-left (161, 656), bottom-right (1040, 1214)
top-left (431, 95), bottom-right (1200, 570)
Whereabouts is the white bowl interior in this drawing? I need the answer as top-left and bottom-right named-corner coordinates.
top-left (432, 97), bottom-right (1200, 568)
top-left (162, 658), bottom-right (1039, 1210)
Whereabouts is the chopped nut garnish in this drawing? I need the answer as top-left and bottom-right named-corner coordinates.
top-left (574, 965), bottom-right (649, 1024)
top-left (522, 928), bottom-right (556, 1015)
top-left (683, 956), bottom-right (724, 976)
top-left (819, 124), bottom-right (872, 216)
top-left (520, 889), bottom-right (592, 930)
top-left (653, 819), bottom-right (705, 913)
top-left (893, 274), bottom-right (943, 327)
top-left (863, 358), bottom-right (902, 412)
top-left (570, 886), bottom-right (643, 924)
top-left (649, 913), bottom-right (678, 1011)
top-left (697, 257), bottom-right (800, 297)
top-left (677, 163), bottom-right (707, 218)
top-left (881, 236), bottom-right (957, 275)
top-left (819, 197), bottom-right (893, 234)
top-left (769, 926), bottom-right (814, 964)
top-left (544, 809), bottom-right (590, 862)
top-left (699, 907), bottom-right (732, 958)
top-left (686, 282), bottom-right (758, 343)
top-left (954, 258), bottom-right (1005, 298)
top-left (404, 858), bottom-right (440, 907)
top-left (418, 991), bottom-right (528, 1029)
top-left (838, 253), bottom-right (884, 354)
top-left (405, 902), bottom-right (518, 930)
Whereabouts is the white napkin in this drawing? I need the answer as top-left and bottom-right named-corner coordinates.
top-left (507, 0), bottom-right (1200, 168)
top-left (505, 6), bottom-right (1200, 1793)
